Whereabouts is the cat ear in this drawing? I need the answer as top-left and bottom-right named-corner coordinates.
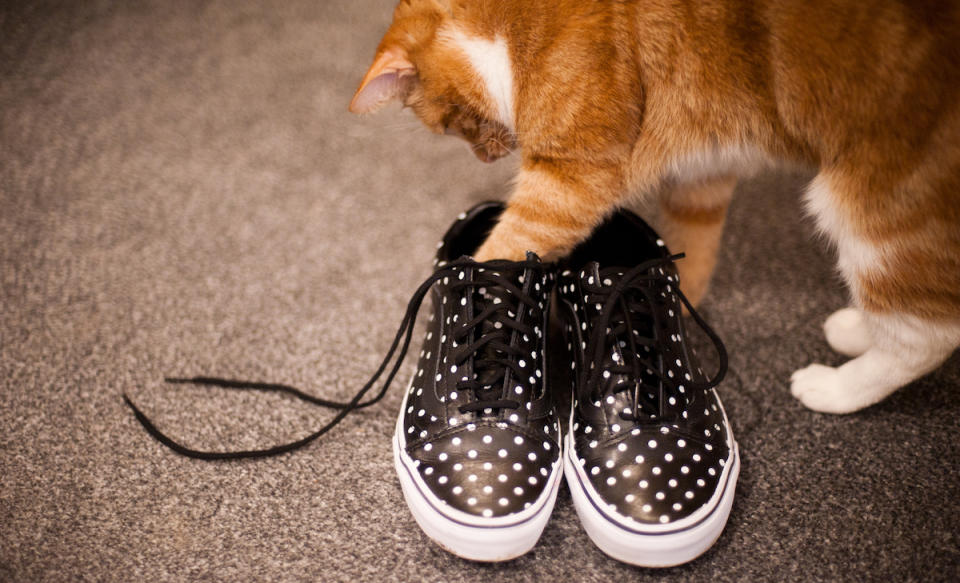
top-left (349, 48), bottom-right (417, 114)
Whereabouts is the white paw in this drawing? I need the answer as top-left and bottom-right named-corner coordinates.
top-left (823, 307), bottom-right (873, 357)
top-left (790, 363), bottom-right (862, 414)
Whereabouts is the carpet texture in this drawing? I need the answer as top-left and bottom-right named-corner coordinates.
top-left (2, 1), bottom-right (958, 581)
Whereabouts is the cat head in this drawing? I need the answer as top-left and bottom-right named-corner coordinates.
top-left (348, 0), bottom-right (516, 163)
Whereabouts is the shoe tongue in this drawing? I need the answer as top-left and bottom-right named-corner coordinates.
top-left (582, 260), bottom-right (658, 365)
top-left (581, 261), bottom-right (627, 287)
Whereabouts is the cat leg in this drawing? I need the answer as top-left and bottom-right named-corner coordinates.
top-left (823, 307), bottom-right (873, 357)
top-left (475, 161), bottom-right (624, 262)
top-left (791, 312), bottom-right (960, 413)
top-left (656, 176), bottom-right (737, 307)
top-left (792, 172), bottom-right (960, 413)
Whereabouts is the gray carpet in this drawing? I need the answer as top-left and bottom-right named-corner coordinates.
top-left (2, 1), bottom-right (958, 581)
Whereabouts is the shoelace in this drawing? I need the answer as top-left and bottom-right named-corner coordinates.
top-left (578, 254), bottom-right (728, 422)
top-left (449, 266), bottom-right (543, 414)
top-left (123, 256), bottom-right (544, 460)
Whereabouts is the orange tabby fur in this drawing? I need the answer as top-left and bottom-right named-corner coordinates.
top-left (350, 0), bottom-right (960, 413)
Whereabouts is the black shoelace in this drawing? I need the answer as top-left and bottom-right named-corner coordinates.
top-left (450, 265), bottom-right (543, 415)
top-left (123, 256), bottom-right (544, 460)
top-left (579, 254), bottom-right (728, 422)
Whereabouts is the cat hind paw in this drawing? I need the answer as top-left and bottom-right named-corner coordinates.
top-left (790, 363), bottom-right (860, 414)
top-left (823, 307), bottom-right (873, 357)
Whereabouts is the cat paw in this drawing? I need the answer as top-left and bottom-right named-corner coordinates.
top-left (823, 307), bottom-right (873, 357)
top-left (790, 363), bottom-right (861, 414)
top-left (474, 239), bottom-right (528, 262)
top-left (474, 230), bottom-right (542, 262)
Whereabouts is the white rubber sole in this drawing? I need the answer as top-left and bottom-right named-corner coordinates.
top-left (392, 393), bottom-right (563, 562)
top-left (564, 431), bottom-right (740, 568)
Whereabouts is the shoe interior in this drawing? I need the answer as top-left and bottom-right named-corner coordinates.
top-left (440, 202), bottom-right (504, 262)
top-left (565, 211), bottom-right (665, 271)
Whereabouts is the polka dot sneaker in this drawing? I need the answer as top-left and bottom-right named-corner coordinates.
top-left (123, 201), bottom-right (563, 560)
top-left (556, 209), bottom-right (739, 567)
top-left (392, 202), bottom-right (564, 562)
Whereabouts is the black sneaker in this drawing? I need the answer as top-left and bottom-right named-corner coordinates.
top-left (392, 202), bottom-right (563, 561)
top-left (121, 201), bottom-right (562, 561)
top-left (556, 210), bottom-right (739, 567)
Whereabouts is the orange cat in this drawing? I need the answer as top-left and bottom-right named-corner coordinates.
top-left (349, 0), bottom-right (960, 414)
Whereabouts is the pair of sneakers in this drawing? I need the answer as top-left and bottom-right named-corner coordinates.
top-left (123, 200), bottom-right (739, 568)
top-left (394, 202), bottom-right (739, 566)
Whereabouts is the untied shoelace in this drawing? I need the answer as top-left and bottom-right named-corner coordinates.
top-left (123, 256), bottom-right (544, 460)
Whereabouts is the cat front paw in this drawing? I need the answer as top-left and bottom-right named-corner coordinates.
top-left (823, 308), bottom-right (873, 357)
top-left (474, 225), bottom-right (546, 262)
top-left (790, 363), bottom-right (860, 414)
top-left (474, 237), bottom-right (530, 262)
